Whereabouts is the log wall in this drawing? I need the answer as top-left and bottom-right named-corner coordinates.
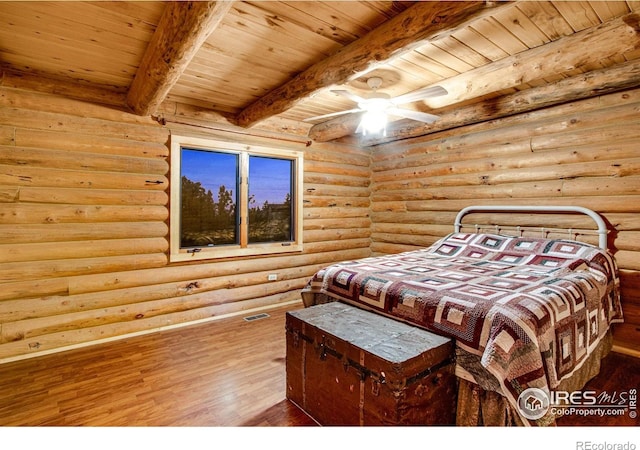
top-left (0, 86), bottom-right (371, 362)
top-left (370, 87), bottom-right (640, 356)
top-left (2, 81), bottom-right (638, 360)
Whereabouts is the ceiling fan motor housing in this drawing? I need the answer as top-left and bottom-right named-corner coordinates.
top-left (304, 75), bottom-right (447, 131)
top-left (366, 76), bottom-right (384, 90)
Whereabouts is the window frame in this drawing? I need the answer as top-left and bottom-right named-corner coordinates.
top-left (170, 134), bottom-right (303, 262)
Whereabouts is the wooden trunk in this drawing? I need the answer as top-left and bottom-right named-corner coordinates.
top-left (285, 301), bottom-right (457, 426)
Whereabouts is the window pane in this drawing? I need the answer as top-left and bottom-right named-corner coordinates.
top-left (248, 155), bottom-right (293, 243)
top-left (180, 148), bottom-right (238, 247)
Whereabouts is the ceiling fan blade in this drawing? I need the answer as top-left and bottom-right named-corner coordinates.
top-left (330, 89), bottom-right (367, 103)
top-left (387, 107), bottom-right (440, 123)
top-left (391, 85), bottom-right (448, 105)
top-left (303, 108), bottom-right (363, 122)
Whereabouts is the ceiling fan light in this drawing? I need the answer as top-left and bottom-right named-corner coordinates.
top-left (360, 109), bottom-right (387, 136)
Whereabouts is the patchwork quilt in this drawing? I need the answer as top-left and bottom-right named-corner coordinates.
top-left (301, 233), bottom-right (623, 426)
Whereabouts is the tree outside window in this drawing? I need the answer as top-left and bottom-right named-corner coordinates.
top-left (170, 135), bottom-right (303, 262)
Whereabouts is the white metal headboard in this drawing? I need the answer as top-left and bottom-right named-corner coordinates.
top-left (454, 205), bottom-right (609, 250)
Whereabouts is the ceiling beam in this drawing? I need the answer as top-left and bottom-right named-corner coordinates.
top-left (307, 113), bottom-right (364, 143)
top-left (416, 12), bottom-right (640, 111)
top-left (311, 11), bottom-right (640, 142)
top-left (155, 101), bottom-right (312, 139)
top-left (235, 1), bottom-right (506, 128)
top-left (362, 58), bottom-right (640, 145)
top-left (1, 70), bottom-right (126, 108)
top-left (126, 1), bottom-right (234, 116)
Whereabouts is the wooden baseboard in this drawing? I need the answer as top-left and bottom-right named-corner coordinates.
top-left (0, 298), bottom-right (303, 366)
top-left (612, 344), bottom-right (640, 359)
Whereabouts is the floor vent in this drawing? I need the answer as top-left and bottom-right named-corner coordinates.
top-left (243, 313), bottom-right (270, 322)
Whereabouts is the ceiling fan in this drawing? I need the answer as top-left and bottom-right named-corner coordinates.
top-left (304, 77), bottom-right (448, 136)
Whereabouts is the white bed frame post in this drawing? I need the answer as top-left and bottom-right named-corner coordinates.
top-left (453, 205), bottom-right (609, 250)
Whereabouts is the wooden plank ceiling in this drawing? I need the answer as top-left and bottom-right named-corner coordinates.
top-left (1, 1), bottom-right (639, 144)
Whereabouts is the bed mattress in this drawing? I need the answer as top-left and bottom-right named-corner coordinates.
top-left (301, 232), bottom-right (623, 425)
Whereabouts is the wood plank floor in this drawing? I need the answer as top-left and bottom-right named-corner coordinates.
top-left (0, 301), bottom-right (638, 427)
top-left (0, 302), bottom-right (313, 426)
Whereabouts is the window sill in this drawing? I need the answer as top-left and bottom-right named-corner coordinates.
top-left (169, 242), bottom-right (304, 263)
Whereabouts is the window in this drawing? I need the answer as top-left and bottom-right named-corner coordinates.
top-left (170, 135), bottom-right (303, 262)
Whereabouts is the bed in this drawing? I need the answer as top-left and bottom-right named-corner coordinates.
top-left (300, 206), bottom-right (623, 426)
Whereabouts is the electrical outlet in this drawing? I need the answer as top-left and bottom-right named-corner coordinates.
top-left (268, 274), bottom-right (278, 281)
